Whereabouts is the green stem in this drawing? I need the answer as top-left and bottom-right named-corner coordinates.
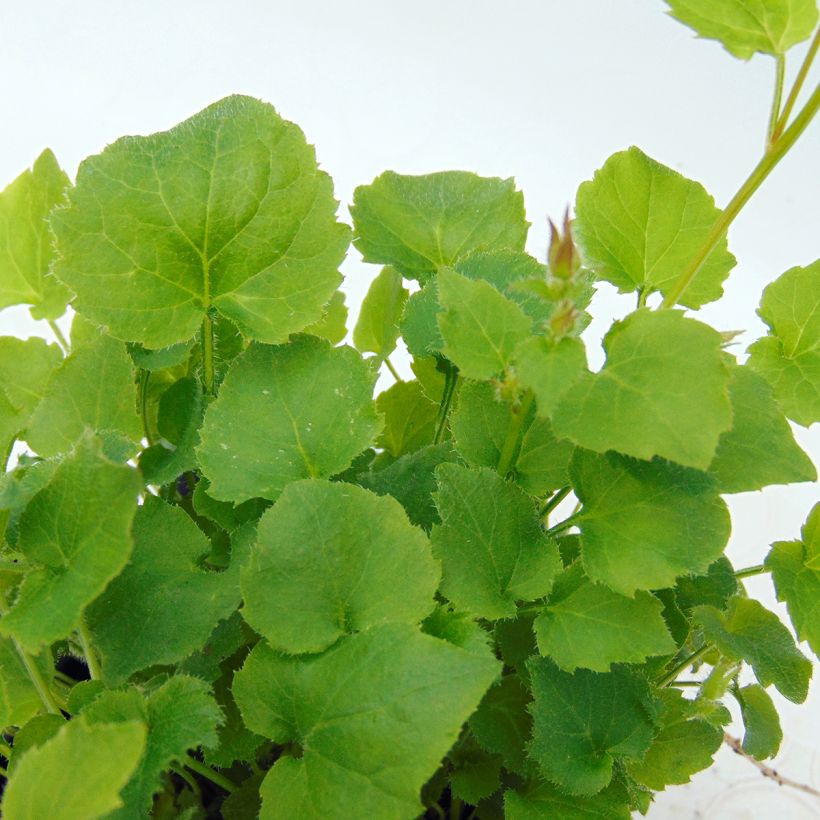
top-left (496, 391), bottom-right (534, 477)
top-left (540, 486), bottom-right (571, 518)
top-left (138, 369), bottom-right (155, 446)
top-left (47, 319), bottom-right (70, 355)
top-left (0, 763), bottom-right (7, 778)
top-left (767, 54), bottom-right (786, 146)
top-left (669, 680), bottom-right (702, 688)
top-left (546, 512), bottom-right (581, 537)
top-left (735, 564), bottom-right (768, 579)
top-left (661, 82), bottom-right (820, 309)
top-left (77, 618), bottom-right (102, 680)
top-left (433, 365), bottom-right (458, 445)
top-left (384, 356), bottom-right (403, 382)
top-left (657, 643), bottom-right (712, 688)
top-left (451, 795), bottom-right (463, 820)
top-left (0, 739), bottom-right (12, 758)
top-left (773, 26), bottom-right (820, 141)
top-left (183, 754), bottom-right (235, 793)
top-left (201, 314), bottom-right (215, 397)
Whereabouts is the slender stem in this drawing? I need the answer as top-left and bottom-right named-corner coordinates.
top-left (47, 319), bottom-right (70, 354)
top-left (170, 762), bottom-right (202, 798)
top-left (201, 314), bottom-right (215, 397)
top-left (451, 795), bottom-right (463, 820)
top-left (182, 755), bottom-right (235, 793)
top-left (0, 739), bottom-right (12, 758)
top-left (546, 511), bottom-right (581, 537)
top-left (138, 369), bottom-right (155, 446)
top-left (76, 618), bottom-right (102, 680)
top-left (433, 365), bottom-right (458, 445)
top-left (0, 763), bottom-right (7, 778)
top-left (766, 54), bottom-right (786, 146)
top-left (384, 357), bottom-right (403, 382)
top-left (496, 391), bottom-right (534, 477)
top-left (656, 643), bottom-right (712, 688)
top-left (735, 564), bottom-right (768, 579)
top-left (540, 486), bottom-right (572, 518)
top-left (669, 680), bottom-right (702, 688)
top-left (661, 82), bottom-right (820, 309)
top-left (773, 26), bottom-right (820, 141)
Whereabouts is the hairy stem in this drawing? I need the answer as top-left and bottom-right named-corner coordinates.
top-left (545, 511), bottom-right (582, 537)
top-left (182, 754), bottom-right (235, 793)
top-left (496, 391), bottom-right (534, 477)
top-left (735, 564), bottom-right (769, 579)
top-left (657, 643), bottom-right (712, 688)
top-left (47, 319), bottom-right (70, 355)
top-left (766, 54), bottom-right (786, 146)
top-left (772, 26), bottom-right (820, 141)
top-left (433, 365), bottom-right (458, 445)
top-left (77, 618), bottom-right (102, 680)
top-left (540, 486), bottom-right (572, 519)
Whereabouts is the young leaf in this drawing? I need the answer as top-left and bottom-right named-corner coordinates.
top-left (534, 562), bottom-right (676, 672)
top-left (0, 149), bottom-right (72, 320)
top-left (527, 658), bottom-right (657, 796)
top-left (437, 268), bottom-right (532, 380)
top-left (513, 336), bottom-right (587, 418)
top-left (432, 463), bottom-right (561, 619)
top-left (197, 336), bottom-right (381, 503)
top-left (709, 363), bottom-right (815, 492)
top-left (233, 623), bottom-right (500, 819)
top-left (695, 597), bottom-right (812, 703)
top-left (26, 332), bottom-right (142, 459)
top-left (351, 171), bottom-right (528, 282)
top-left (571, 450), bottom-right (730, 595)
top-left (240, 480), bottom-right (439, 654)
top-left (766, 503), bottom-right (820, 658)
top-left (86, 497), bottom-right (246, 685)
top-left (353, 266), bottom-right (407, 358)
top-left (50, 95), bottom-right (350, 348)
top-left (674, 557), bottom-right (738, 614)
top-left (747, 261), bottom-right (820, 426)
top-left (573, 148), bottom-right (736, 308)
top-left (666, 0), bottom-right (819, 59)
top-left (2, 718), bottom-right (147, 820)
top-left (0, 436), bottom-right (141, 652)
top-left (553, 309), bottom-right (732, 470)
top-left (376, 380), bottom-right (440, 458)
top-left (738, 683), bottom-right (783, 760)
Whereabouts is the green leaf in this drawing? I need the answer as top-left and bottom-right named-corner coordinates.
top-left (674, 557), bottom-right (738, 614)
top-left (527, 658), bottom-right (657, 796)
top-left (571, 450), bottom-right (730, 595)
top-left (304, 291), bottom-right (348, 345)
top-left (86, 497), bottom-right (245, 685)
top-left (666, 0), bottom-right (818, 59)
top-left (127, 339), bottom-right (195, 371)
top-left (448, 734), bottom-right (502, 805)
top-left (376, 380), bottom-right (440, 458)
top-left (627, 689), bottom-right (722, 790)
top-left (351, 171), bottom-right (528, 282)
top-left (0, 639), bottom-right (55, 728)
top-left (766, 503), bottom-right (820, 658)
top-left (6, 713), bottom-right (64, 774)
top-left (738, 683), bottom-right (782, 760)
top-left (0, 337), bottom-right (62, 424)
top-left (709, 363), bottom-right (815, 492)
top-left (437, 268), bottom-right (532, 380)
top-left (2, 717), bottom-right (147, 820)
top-left (421, 604), bottom-right (495, 658)
top-left (50, 95), bottom-right (350, 348)
top-left (0, 149), bottom-right (72, 320)
top-left (197, 336), bottom-right (380, 503)
top-left (82, 676), bottom-right (223, 819)
top-left (353, 266), bottom-right (408, 357)
top-left (432, 463), bottom-right (561, 619)
top-left (0, 436), bottom-right (141, 651)
top-left (747, 261), bottom-right (820, 426)
top-left (574, 148), bottom-right (736, 308)
top-left (553, 309), bottom-right (732, 469)
top-left (26, 333), bottom-right (141, 459)
top-left (695, 597), bottom-right (812, 703)
top-left (241, 479), bottom-right (439, 653)
top-left (400, 281), bottom-right (444, 358)
top-left (504, 781), bottom-right (633, 819)
top-left (233, 623), bottom-right (500, 819)
top-left (534, 562), bottom-right (675, 671)
top-left (513, 336), bottom-right (587, 418)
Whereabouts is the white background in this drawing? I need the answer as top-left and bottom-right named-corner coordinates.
top-left (1, 1), bottom-right (818, 817)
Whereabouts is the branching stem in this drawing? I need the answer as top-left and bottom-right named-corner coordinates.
top-left (767, 54), bottom-right (786, 146)
top-left (772, 26), bottom-right (820, 141)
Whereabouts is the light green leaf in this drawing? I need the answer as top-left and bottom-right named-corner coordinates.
top-left (0, 639), bottom-right (54, 728)
top-left (709, 363), bottom-right (815, 492)
top-left (351, 171), bottom-right (528, 282)
top-left (86, 497), bottom-right (245, 685)
top-left (738, 683), bottom-right (782, 760)
top-left (696, 597), bottom-right (812, 703)
top-left (6, 714), bottom-right (64, 775)
top-left (304, 291), bottom-right (348, 345)
top-left (0, 436), bottom-right (141, 652)
top-left (553, 309), bottom-right (732, 469)
top-left (627, 689), bottom-right (722, 790)
top-left (353, 266), bottom-right (408, 357)
top-left (766, 503), bottom-right (820, 658)
top-left (376, 380), bottom-right (439, 458)
top-left (0, 337), bottom-right (62, 422)
top-left (82, 676), bottom-right (223, 819)
top-left (666, 0), bottom-right (818, 59)
top-left (747, 261), bottom-right (820, 426)
top-left (26, 332), bottom-right (141, 459)
top-left (574, 148), bottom-right (736, 308)
top-left (241, 480), bottom-right (439, 654)
top-left (421, 604), bottom-right (495, 658)
top-left (504, 781), bottom-right (633, 819)
top-left (438, 268), bottom-right (532, 380)
top-left (534, 562), bottom-right (675, 672)
top-left (572, 450), bottom-right (730, 595)
top-left (527, 658), bottom-right (657, 796)
top-left (2, 717), bottom-right (147, 820)
top-left (50, 95), bottom-right (350, 348)
top-left (233, 623), bottom-right (500, 820)
top-left (0, 149), bottom-right (72, 320)
top-left (513, 336), bottom-right (587, 418)
top-left (432, 463), bottom-right (561, 619)
top-left (400, 282), bottom-right (444, 358)
top-left (197, 336), bottom-right (381, 503)
top-left (126, 339), bottom-right (194, 371)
